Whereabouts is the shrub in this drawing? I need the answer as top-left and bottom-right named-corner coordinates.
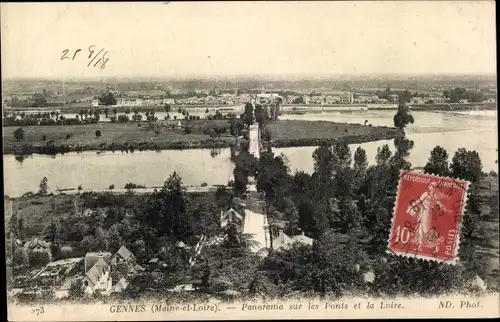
top-left (109, 184), bottom-right (115, 190)
top-left (66, 134), bottom-right (71, 139)
top-left (118, 115), bottom-right (130, 123)
top-left (28, 250), bottom-right (51, 268)
top-left (13, 127), bottom-right (25, 140)
top-left (68, 279), bottom-right (85, 299)
top-left (184, 126), bottom-right (193, 134)
top-left (124, 183), bottom-right (146, 189)
top-left (95, 130), bottom-right (102, 137)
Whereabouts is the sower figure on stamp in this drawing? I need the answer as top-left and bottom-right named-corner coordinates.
top-left (407, 181), bottom-right (453, 255)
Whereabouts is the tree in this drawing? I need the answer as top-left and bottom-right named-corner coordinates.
top-left (424, 146), bottom-right (450, 176)
top-left (200, 261), bottom-right (211, 290)
top-left (95, 129), bottom-right (102, 137)
top-left (229, 115), bottom-right (244, 136)
top-left (254, 104), bottom-right (268, 126)
top-left (108, 225), bottom-right (123, 253)
top-left (313, 144), bottom-right (334, 181)
top-left (256, 150), bottom-right (290, 209)
top-left (293, 96), bottom-right (305, 104)
top-left (13, 127), bottom-right (25, 140)
top-left (331, 142), bottom-right (352, 168)
top-left (375, 144), bottom-right (392, 166)
top-left (233, 151), bottom-right (258, 196)
top-left (398, 90), bottom-right (413, 104)
top-left (43, 219), bottom-right (60, 245)
top-left (138, 172), bottom-right (192, 241)
top-left (18, 218), bottom-right (25, 240)
top-left (12, 247), bottom-right (29, 268)
top-left (353, 147), bottom-right (368, 173)
top-left (39, 177), bottom-right (48, 196)
top-left (68, 279), bottom-right (85, 299)
top-left (184, 126), bottom-right (193, 134)
top-left (242, 102), bottom-right (254, 126)
top-left (450, 148), bottom-right (483, 183)
top-left (310, 229), bottom-right (368, 295)
top-left (92, 227), bottom-right (109, 251)
top-left (98, 91), bottom-right (117, 106)
top-left (164, 104), bottom-right (171, 113)
top-left (28, 250), bottom-right (51, 268)
top-left (393, 103), bottom-right (414, 130)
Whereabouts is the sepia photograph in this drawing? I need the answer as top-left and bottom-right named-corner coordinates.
top-left (2, 1), bottom-right (498, 320)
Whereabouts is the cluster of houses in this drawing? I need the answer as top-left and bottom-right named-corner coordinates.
top-left (78, 246), bottom-right (136, 296)
top-left (10, 240), bottom-right (138, 299)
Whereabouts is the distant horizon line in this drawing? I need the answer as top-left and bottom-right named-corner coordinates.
top-left (2, 72), bottom-right (497, 82)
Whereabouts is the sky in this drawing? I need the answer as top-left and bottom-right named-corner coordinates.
top-left (1, 1), bottom-right (496, 79)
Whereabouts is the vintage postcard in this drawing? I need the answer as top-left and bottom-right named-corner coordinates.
top-left (2, 1), bottom-right (499, 321)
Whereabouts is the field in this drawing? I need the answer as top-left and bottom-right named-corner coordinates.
top-left (7, 194), bottom-right (76, 239)
top-left (267, 119), bottom-right (400, 142)
top-left (3, 120), bottom-right (234, 154)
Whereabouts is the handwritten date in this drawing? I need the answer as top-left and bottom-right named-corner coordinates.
top-left (61, 45), bottom-right (110, 69)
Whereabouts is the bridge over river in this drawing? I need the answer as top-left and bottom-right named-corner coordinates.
top-left (242, 123), bottom-right (270, 254)
top-left (62, 122), bottom-right (271, 254)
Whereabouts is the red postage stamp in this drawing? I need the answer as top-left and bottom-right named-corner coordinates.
top-left (387, 171), bottom-right (470, 263)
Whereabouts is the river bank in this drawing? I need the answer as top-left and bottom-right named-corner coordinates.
top-left (4, 102), bottom-right (496, 116)
top-left (3, 120), bottom-right (402, 155)
top-left (267, 119), bottom-right (403, 148)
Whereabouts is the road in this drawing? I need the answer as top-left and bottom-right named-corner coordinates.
top-left (243, 209), bottom-right (270, 254)
top-left (248, 124), bottom-right (260, 159)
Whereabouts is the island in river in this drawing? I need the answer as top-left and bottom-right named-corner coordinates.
top-left (3, 119), bottom-right (403, 155)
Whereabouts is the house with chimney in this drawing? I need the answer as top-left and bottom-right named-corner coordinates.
top-left (79, 246), bottom-right (137, 296)
top-left (220, 208), bottom-right (244, 232)
top-left (111, 245), bottom-right (136, 272)
top-left (82, 251), bottom-right (112, 295)
top-left (270, 227), bottom-right (314, 251)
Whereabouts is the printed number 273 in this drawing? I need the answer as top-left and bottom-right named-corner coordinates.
top-left (31, 307), bottom-right (44, 316)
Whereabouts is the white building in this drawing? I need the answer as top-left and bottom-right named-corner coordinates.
top-left (410, 97), bottom-right (426, 105)
top-left (388, 94), bottom-right (399, 103)
top-left (271, 230), bottom-right (313, 250)
top-left (162, 98), bottom-right (176, 105)
top-left (91, 99), bottom-right (99, 107)
top-left (339, 92), bottom-right (354, 104)
top-left (220, 208), bottom-right (244, 231)
top-left (82, 257), bottom-right (112, 295)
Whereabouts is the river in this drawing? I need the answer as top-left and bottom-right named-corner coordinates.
top-left (3, 110), bottom-right (497, 197)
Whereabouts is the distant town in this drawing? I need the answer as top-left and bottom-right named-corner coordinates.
top-left (2, 75), bottom-right (497, 114)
